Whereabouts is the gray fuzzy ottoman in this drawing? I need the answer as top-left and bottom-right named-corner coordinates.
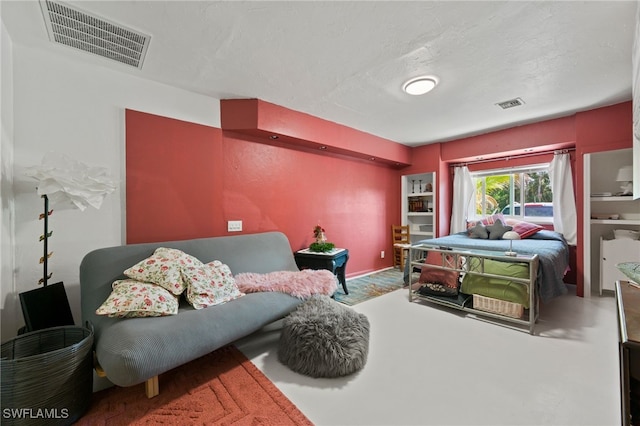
top-left (278, 295), bottom-right (370, 378)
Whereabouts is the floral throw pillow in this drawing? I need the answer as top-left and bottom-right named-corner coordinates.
top-left (182, 260), bottom-right (245, 309)
top-left (124, 247), bottom-right (203, 295)
top-left (96, 279), bottom-right (179, 318)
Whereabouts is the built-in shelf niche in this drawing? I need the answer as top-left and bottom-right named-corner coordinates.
top-left (584, 147), bottom-right (640, 297)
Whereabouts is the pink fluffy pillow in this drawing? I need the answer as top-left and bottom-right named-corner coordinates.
top-left (234, 270), bottom-right (337, 299)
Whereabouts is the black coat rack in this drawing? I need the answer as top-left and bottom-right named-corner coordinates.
top-left (38, 194), bottom-right (53, 286)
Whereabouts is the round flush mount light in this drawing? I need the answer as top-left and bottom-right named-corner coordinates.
top-left (402, 76), bottom-right (438, 95)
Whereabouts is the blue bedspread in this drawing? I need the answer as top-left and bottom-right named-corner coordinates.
top-left (406, 230), bottom-right (569, 302)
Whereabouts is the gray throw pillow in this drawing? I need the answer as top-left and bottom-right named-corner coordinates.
top-left (468, 222), bottom-right (489, 239)
top-left (486, 218), bottom-right (513, 240)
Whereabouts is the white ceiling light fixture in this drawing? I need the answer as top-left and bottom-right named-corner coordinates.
top-left (402, 76), bottom-right (438, 96)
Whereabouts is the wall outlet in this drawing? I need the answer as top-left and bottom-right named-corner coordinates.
top-left (380, 250), bottom-right (385, 259)
top-left (227, 220), bottom-right (242, 232)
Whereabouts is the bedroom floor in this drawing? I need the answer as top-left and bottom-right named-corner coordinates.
top-left (236, 284), bottom-right (621, 426)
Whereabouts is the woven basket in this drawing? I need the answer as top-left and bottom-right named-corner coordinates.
top-left (472, 294), bottom-right (524, 319)
top-left (1, 326), bottom-right (93, 425)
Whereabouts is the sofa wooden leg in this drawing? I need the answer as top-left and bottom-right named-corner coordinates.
top-left (145, 376), bottom-right (159, 398)
top-left (93, 352), bottom-right (107, 378)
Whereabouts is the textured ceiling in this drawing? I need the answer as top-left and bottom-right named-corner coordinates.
top-left (2, 1), bottom-right (637, 146)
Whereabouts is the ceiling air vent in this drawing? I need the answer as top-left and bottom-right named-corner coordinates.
top-left (496, 98), bottom-right (525, 110)
top-left (39, 0), bottom-right (151, 69)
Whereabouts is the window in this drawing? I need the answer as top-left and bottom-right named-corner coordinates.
top-left (471, 164), bottom-right (553, 221)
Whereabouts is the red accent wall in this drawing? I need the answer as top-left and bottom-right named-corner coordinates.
top-left (126, 109), bottom-right (401, 277)
top-left (400, 143), bottom-right (447, 236)
top-left (408, 102), bottom-right (633, 296)
top-left (440, 116), bottom-right (576, 163)
top-left (220, 99), bottom-right (412, 167)
top-left (126, 110), bottom-right (225, 242)
top-left (574, 102), bottom-right (634, 297)
top-left (411, 118), bottom-right (577, 238)
top-left (126, 101), bottom-right (633, 292)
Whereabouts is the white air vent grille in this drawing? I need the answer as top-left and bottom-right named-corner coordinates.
top-left (40, 0), bottom-right (150, 69)
top-left (496, 98), bottom-right (525, 109)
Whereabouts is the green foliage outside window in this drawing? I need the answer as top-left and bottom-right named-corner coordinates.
top-left (473, 167), bottom-right (553, 218)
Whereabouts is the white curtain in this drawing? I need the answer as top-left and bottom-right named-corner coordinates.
top-left (450, 166), bottom-right (475, 234)
top-left (549, 153), bottom-right (577, 245)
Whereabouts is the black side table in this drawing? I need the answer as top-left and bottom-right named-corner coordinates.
top-left (294, 248), bottom-right (349, 294)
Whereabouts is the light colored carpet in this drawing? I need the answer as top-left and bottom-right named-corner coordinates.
top-left (237, 285), bottom-right (621, 426)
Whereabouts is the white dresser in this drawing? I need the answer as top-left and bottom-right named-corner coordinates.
top-left (600, 237), bottom-right (640, 294)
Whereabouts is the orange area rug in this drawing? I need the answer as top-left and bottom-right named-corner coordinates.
top-left (76, 345), bottom-right (312, 425)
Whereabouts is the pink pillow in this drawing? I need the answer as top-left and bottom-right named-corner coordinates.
top-left (504, 218), bottom-right (543, 239)
top-left (480, 213), bottom-right (506, 226)
top-left (418, 251), bottom-right (460, 290)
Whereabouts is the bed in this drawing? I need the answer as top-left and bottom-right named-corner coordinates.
top-left (404, 229), bottom-right (570, 303)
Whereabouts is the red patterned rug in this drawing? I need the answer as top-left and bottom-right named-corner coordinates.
top-left (76, 346), bottom-right (312, 425)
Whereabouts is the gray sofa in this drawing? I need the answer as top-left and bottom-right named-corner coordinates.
top-left (80, 231), bottom-right (307, 397)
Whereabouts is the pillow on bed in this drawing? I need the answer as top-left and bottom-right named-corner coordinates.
top-left (96, 279), bottom-right (179, 318)
top-left (460, 259), bottom-right (530, 308)
top-left (468, 222), bottom-right (489, 239)
top-left (182, 260), bottom-right (244, 309)
top-left (124, 247), bottom-right (203, 295)
top-left (504, 218), bottom-right (544, 239)
top-left (486, 218), bottom-right (513, 240)
top-left (481, 213), bottom-right (506, 226)
top-left (466, 213), bottom-right (506, 229)
top-left (418, 251), bottom-right (460, 295)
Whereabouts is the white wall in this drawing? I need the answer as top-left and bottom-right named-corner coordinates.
top-left (1, 19), bottom-right (17, 340)
top-left (2, 42), bottom-right (221, 340)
